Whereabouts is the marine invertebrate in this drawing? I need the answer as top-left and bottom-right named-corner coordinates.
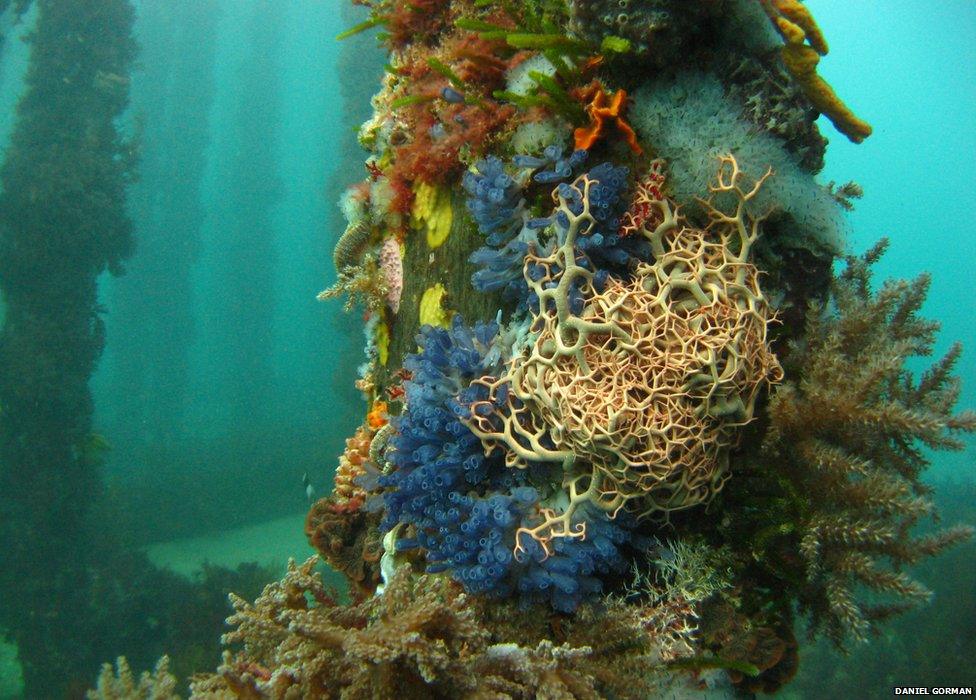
top-left (463, 154), bottom-right (542, 308)
top-left (366, 400), bottom-right (388, 429)
top-left (418, 283), bottom-right (451, 328)
top-left (514, 144), bottom-right (589, 184)
top-left (332, 218), bottom-right (372, 272)
top-left (391, 78), bottom-right (516, 187)
top-left (631, 72), bottom-right (846, 252)
top-left (392, 0), bottom-right (452, 46)
top-left (504, 53), bottom-right (558, 97)
top-left (651, 538), bottom-right (734, 604)
top-left (55, 3), bottom-right (976, 697)
top-left (759, 0), bottom-right (872, 143)
top-left (469, 156), bottom-right (782, 554)
top-left (305, 502), bottom-right (384, 599)
top-left (88, 656), bottom-right (178, 700)
top-left (526, 159), bottom-right (646, 273)
top-left (381, 318), bottom-right (632, 610)
top-left (191, 559), bottom-right (489, 698)
top-left (317, 253), bottom-right (390, 313)
top-left (306, 408), bottom-right (386, 598)
top-left (468, 230), bottom-right (542, 309)
top-left (410, 181), bottom-right (453, 249)
top-left (190, 557), bottom-right (705, 698)
top-left (754, 240), bottom-right (975, 645)
top-left (618, 550), bottom-right (719, 666)
top-left (727, 54), bottom-right (827, 172)
top-left (568, 0), bottom-right (668, 58)
top-left (511, 115), bottom-right (571, 155)
top-left (331, 425), bottom-right (374, 511)
top-left (373, 317), bottom-right (390, 366)
top-left (377, 236), bottom-right (403, 312)
top-left (466, 152), bottom-right (641, 316)
top-left (567, 0), bottom-right (726, 67)
top-left (573, 83), bottom-right (642, 154)
top-left (462, 155), bottom-right (528, 246)
top-left (696, 599), bottom-right (799, 694)
top-left (618, 159), bottom-right (666, 238)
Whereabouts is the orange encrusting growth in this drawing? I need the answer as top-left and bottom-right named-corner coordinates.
top-left (758, 0), bottom-right (872, 143)
top-left (366, 400), bottom-right (388, 429)
top-left (332, 426), bottom-right (374, 513)
top-left (573, 85), bottom-right (643, 154)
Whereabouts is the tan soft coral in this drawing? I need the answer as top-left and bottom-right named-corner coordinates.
top-left (469, 156), bottom-right (782, 555)
top-left (88, 656), bottom-right (179, 700)
top-left (758, 240), bottom-right (975, 645)
top-left (190, 558), bottom-right (713, 699)
top-left (189, 559), bottom-right (673, 699)
top-left (189, 559), bottom-right (485, 698)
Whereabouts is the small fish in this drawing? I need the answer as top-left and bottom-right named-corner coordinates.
top-left (93, 70), bottom-right (130, 91)
top-left (303, 472), bottom-right (315, 503)
top-left (440, 86), bottom-right (464, 104)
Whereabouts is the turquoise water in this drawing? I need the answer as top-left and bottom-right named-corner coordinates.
top-left (0, 1), bottom-right (973, 697)
top-left (810, 3), bottom-right (976, 483)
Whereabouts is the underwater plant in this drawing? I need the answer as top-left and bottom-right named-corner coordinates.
top-left (89, 656), bottom-right (180, 700)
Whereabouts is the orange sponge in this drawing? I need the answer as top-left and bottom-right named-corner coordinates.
top-left (573, 84), bottom-right (643, 154)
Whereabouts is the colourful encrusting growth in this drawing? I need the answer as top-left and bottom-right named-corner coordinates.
top-left (183, 1), bottom-right (974, 697)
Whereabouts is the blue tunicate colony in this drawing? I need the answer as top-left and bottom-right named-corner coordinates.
top-left (465, 148), bottom-right (651, 313)
top-left (380, 316), bottom-right (633, 611)
top-left (378, 146), bottom-right (664, 611)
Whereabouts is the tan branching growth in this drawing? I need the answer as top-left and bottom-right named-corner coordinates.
top-left (190, 558), bottom-right (486, 698)
top-left (189, 557), bottom-right (696, 699)
top-left (317, 252), bottom-right (390, 313)
top-left (469, 156), bottom-right (782, 555)
top-left (332, 219), bottom-right (373, 272)
top-left (88, 656), bottom-right (180, 700)
top-left (762, 239), bottom-right (975, 645)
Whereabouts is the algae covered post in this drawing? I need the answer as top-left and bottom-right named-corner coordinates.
top-left (0, 0), bottom-right (137, 695)
top-left (86, 1), bottom-right (975, 697)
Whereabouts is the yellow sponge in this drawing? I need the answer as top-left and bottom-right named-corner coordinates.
top-left (419, 284), bottom-right (451, 328)
top-left (374, 318), bottom-right (390, 365)
top-left (411, 182), bottom-right (453, 249)
top-left (760, 0), bottom-right (872, 143)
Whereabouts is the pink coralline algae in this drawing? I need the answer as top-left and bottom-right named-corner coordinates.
top-left (378, 236), bottom-right (403, 313)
